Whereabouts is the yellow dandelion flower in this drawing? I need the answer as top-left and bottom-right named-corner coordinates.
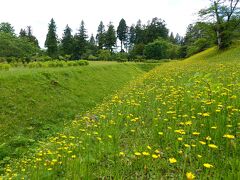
top-left (178, 137), bottom-right (183, 141)
top-left (192, 132), bottom-right (200, 136)
top-left (71, 155), bottom-right (76, 159)
top-left (202, 113), bottom-right (210, 117)
top-left (199, 141), bottom-right (206, 145)
top-left (169, 158), bottom-right (177, 164)
top-left (142, 152), bottom-right (150, 156)
top-left (197, 154), bottom-right (202, 158)
top-left (119, 152), bottom-right (125, 156)
top-left (203, 163), bottom-right (214, 168)
top-left (158, 132), bottom-right (164, 135)
top-left (206, 136), bottom-right (211, 141)
top-left (208, 144), bottom-right (218, 149)
top-left (147, 145), bottom-right (152, 150)
top-left (223, 134), bottom-right (235, 139)
top-left (134, 152), bottom-right (141, 156)
top-left (152, 154), bottom-right (159, 159)
top-left (186, 172), bottom-right (196, 180)
top-left (184, 144), bottom-right (190, 148)
top-left (185, 121), bottom-right (192, 125)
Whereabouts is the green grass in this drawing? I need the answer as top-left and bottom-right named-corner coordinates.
top-left (1, 45), bottom-right (240, 179)
top-left (0, 62), bottom-right (159, 162)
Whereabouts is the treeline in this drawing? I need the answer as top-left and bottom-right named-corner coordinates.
top-left (0, 0), bottom-right (239, 62)
top-left (45, 17), bottom-right (183, 61)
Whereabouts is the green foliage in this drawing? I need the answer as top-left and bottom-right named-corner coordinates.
top-left (105, 23), bottom-right (117, 52)
top-left (27, 60), bottom-right (89, 68)
top-left (72, 21), bottom-right (88, 59)
top-left (19, 26), bottom-right (39, 48)
top-left (45, 18), bottom-right (58, 58)
top-left (129, 43), bottom-right (145, 59)
top-left (117, 18), bottom-right (128, 51)
top-left (0, 22), bottom-right (15, 35)
top-left (186, 38), bottom-right (211, 57)
top-left (61, 25), bottom-right (73, 56)
top-left (96, 21), bottom-right (106, 49)
top-left (198, 0), bottom-right (240, 49)
top-left (97, 49), bottom-right (112, 60)
top-left (0, 32), bottom-right (39, 58)
top-left (144, 39), bottom-right (169, 59)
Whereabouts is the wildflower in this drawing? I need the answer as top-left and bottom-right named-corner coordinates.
top-left (158, 132), bottom-right (164, 135)
top-left (192, 132), bottom-right (200, 136)
top-left (178, 137), bottom-right (183, 141)
top-left (134, 152), bottom-right (141, 156)
top-left (169, 158), bottom-right (177, 164)
top-left (206, 136), bottom-right (211, 141)
top-left (197, 154), bottom-right (202, 158)
top-left (96, 137), bottom-right (102, 141)
top-left (184, 144), bottom-right (190, 148)
top-left (119, 152), bottom-right (125, 156)
top-left (223, 134), bottom-right (235, 139)
top-left (185, 121), bottom-right (192, 125)
top-left (71, 155), bottom-right (76, 159)
top-left (199, 141), bottom-right (206, 145)
top-left (108, 135), bottom-right (113, 139)
top-left (203, 163), bottom-right (214, 168)
top-left (142, 152), bottom-right (150, 156)
top-left (211, 126), bottom-right (217, 129)
top-left (152, 154), bottom-right (159, 159)
top-left (147, 145), bottom-right (152, 150)
top-left (202, 113), bottom-right (210, 117)
top-left (186, 172), bottom-right (196, 180)
top-left (208, 144), bottom-right (218, 149)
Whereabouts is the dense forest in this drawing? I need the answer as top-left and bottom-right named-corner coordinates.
top-left (0, 0), bottom-right (239, 63)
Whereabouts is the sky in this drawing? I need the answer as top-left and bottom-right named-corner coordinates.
top-left (0, 0), bottom-right (210, 48)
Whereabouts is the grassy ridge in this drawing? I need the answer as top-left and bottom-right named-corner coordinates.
top-left (1, 45), bottom-right (240, 179)
top-left (0, 62), bottom-right (157, 161)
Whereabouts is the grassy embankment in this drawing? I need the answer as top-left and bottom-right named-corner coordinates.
top-left (1, 45), bottom-right (240, 179)
top-left (0, 62), bottom-right (159, 162)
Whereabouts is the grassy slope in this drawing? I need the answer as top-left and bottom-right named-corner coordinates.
top-left (0, 62), bottom-right (158, 160)
top-left (1, 46), bottom-right (240, 179)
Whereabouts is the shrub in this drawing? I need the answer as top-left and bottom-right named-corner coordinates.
top-left (0, 63), bottom-right (11, 71)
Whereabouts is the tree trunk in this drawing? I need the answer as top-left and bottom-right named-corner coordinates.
top-left (214, 1), bottom-right (222, 49)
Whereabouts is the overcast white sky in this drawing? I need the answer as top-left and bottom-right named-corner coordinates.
top-left (0, 0), bottom-right (210, 48)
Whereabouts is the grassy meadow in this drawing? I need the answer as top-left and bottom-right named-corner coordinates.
top-left (0, 62), bottom-right (160, 163)
top-left (0, 46), bottom-right (240, 179)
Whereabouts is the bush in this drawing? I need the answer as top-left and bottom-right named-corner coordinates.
top-left (97, 50), bottom-right (112, 61)
top-left (27, 60), bottom-right (89, 68)
top-left (144, 39), bottom-right (170, 59)
top-left (0, 63), bottom-right (11, 71)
